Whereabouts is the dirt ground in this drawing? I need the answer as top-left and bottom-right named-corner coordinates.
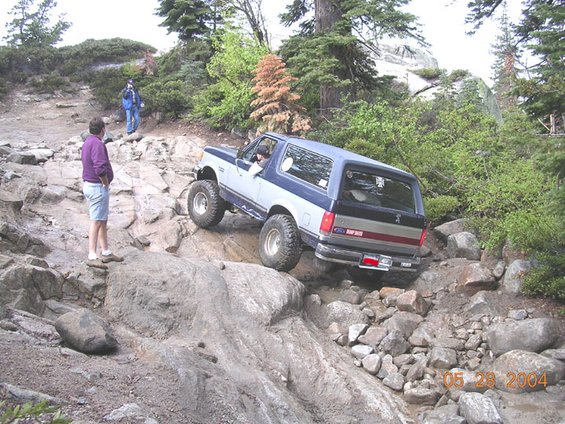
top-left (0, 85), bottom-right (564, 423)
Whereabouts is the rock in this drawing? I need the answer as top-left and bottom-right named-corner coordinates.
top-left (348, 323), bottom-right (369, 346)
top-left (492, 261), bottom-right (505, 279)
top-left (27, 148), bottom-right (54, 163)
top-left (7, 151), bottom-right (38, 165)
top-left (403, 387), bottom-right (440, 405)
top-left (408, 324), bottom-right (434, 347)
top-left (0, 382), bottom-right (65, 405)
top-left (377, 354), bottom-right (398, 379)
top-left (383, 372), bottom-right (404, 391)
top-left (396, 290), bottom-right (429, 316)
top-left (351, 344), bottom-right (374, 360)
top-left (492, 350), bottom-right (565, 393)
top-left (429, 347), bottom-right (458, 369)
top-left (433, 337), bottom-right (465, 351)
top-left (339, 288), bottom-right (363, 304)
top-left (541, 348), bottom-right (565, 361)
top-left (434, 219), bottom-right (468, 243)
top-left (382, 311), bottom-right (423, 339)
top-left (446, 232), bottom-right (481, 260)
top-left (501, 259), bottom-right (532, 294)
top-left (458, 392), bottom-right (503, 424)
top-left (357, 326), bottom-right (388, 349)
top-left (507, 309), bottom-right (528, 320)
top-left (457, 262), bottom-right (496, 295)
top-left (420, 404), bottom-right (463, 423)
top-left (325, 301), bottom-right (369, 328)
top-left (406, 357), bottom-right (427, 382)
top-left (361, 353), bottom-right (382, 375)
top-left (464, 291), bottom-right (500, 316)
top-left (55, 308), bottom-right (118, 354)
top-left (485, 318), bottom-right (560, 356)
top-left (379, 287), bottom-right (405, 298)
top-left (379, 330), bottom-right (410, 356)
top-left (0, 264), bottom-right (64, 316)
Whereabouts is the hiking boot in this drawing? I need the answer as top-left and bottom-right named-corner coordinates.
top-left (101, 253), bottom-right (124, 263)
top-left (86, 259), bottom-right (108, 269)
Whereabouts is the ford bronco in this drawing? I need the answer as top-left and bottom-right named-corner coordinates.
top-left (189, 132), bottom-right (427, 279)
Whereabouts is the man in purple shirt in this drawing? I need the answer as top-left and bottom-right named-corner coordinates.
top-left (81, 117), bottom-right (123, 269)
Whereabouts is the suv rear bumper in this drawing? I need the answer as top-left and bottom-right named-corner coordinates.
top-left (315, 243), bottom-right (421, 272)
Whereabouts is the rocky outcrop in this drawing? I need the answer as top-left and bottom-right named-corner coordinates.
top-left (0, 95), bottom-right (562, 423)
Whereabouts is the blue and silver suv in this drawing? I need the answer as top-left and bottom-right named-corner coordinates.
top-left (189, 132), bottom-right (427, 278)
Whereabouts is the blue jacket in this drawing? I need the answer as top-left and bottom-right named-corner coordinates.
top-left (121, 85), bottom-right (142, 110)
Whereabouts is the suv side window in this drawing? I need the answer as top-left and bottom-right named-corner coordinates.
top-left (281, 144), bottom-right (333, 189)
top-left (241, 137), bottom-right (277, 162)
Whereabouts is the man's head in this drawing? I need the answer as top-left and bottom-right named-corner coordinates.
top-left (89, 117), bottom-right (105, 136)
top-left (256, 145), bottom-right (270, 158)
top-left (127, 78), bottom-right (134, 88)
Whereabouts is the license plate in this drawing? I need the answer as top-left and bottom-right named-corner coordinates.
top-left (400, 262), bottom-right (412, 268)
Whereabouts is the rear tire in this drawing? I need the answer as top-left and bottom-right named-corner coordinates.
top-left (346, 266), bottom-right (385, 284)
top-left (187, 180), bottom-right (226, 228)
top-left (259, 214), bottom-right (302, 271)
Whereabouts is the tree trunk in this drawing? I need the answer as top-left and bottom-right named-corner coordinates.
top-left (315, 0), bottom-right (344, 117)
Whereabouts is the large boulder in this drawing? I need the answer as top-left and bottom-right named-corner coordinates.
top-left (446, 232), bottom-right (481, 260)
top-left (485, 318), bottom-right (560, 356)
top-left (492, 350), bottom-right (565, 393)
top-left (103, 249), bottom-right (413, 423)
top-left (55, 308), bottom-right (117, 354)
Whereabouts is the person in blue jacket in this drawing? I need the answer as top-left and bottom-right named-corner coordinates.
top-left (121, 78), bottom-right (144, 135)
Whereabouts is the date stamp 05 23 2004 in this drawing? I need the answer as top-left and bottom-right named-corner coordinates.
top-left (442, 370), bottom-right (548, 390)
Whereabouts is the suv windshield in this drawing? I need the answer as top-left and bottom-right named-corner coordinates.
top-left (341, 169), bottom-right (415, 212)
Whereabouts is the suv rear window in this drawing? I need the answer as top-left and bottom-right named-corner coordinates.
top-left (281, 144), bottom-right (333, 189)
top-left (341, 169), bottom-right (415, 212)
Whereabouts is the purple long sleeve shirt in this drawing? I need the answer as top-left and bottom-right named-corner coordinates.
top-left (81, 135), bottom-right (114, 184)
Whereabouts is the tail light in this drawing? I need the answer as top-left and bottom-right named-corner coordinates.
top-left (320, 211), bottom-right (335, 235)
top-left (419, 228), bottom-right (427, 246)
top-left (362, 257), bottom-right (379, 267)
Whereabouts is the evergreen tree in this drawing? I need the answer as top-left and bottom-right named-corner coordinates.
top-left (514, 0), bottom-right (564, 134)
top-left (5, 0), bottom-right (70, 48)
top-left (156, 0), bottom-right (224, 41)
top-left (466, 0), bottom-right (564, 133)
top-left (156, 0), bottom-right (269, 46)
top-left (250, 54), bottom-right (311, 135)
top-left (490, 5), bottom-right (520, 110)
top-left (279, 0), bottom-right (421, 116)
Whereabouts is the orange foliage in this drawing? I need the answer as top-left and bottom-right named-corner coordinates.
top-left (251, 54), bottom-right (311, 135)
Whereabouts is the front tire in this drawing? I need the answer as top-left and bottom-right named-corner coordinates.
top-left (259, 214), bottom-right (302, 272)
top-left (187, 180), bottom-right (226, 228)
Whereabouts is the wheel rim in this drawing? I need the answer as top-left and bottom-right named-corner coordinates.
top-left (193, 192), bottom-right (208, 215)
top-left (264, 228), bottom-right (281, 256)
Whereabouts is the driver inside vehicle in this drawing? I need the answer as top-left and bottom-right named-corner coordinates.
top-left (248, 144), bottom-right (271, 176)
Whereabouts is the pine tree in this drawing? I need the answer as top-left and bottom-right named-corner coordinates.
top-left (490, 5), bottom-right (520, 110)
top-left (250, 54), bottom-right (311, 135)
top-left (279, 0), bottom-right (421, 116)
top-left (5, 0), bottom-right (70, 48)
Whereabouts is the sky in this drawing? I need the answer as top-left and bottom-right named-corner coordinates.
top-left (0, 0), bottom-right (523, 87)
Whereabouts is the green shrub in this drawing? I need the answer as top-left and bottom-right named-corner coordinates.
top-left (143, 80), bottom-right (191, 119)
top-left (29, 72), bottom-right (70, 93)
top-left (412, 67), bottom-right (443, 80)
top-left (193, 26), bottom-right (268, 130)
top-left (424, 195), bottom-right (460, 222)
top-left (58, 38), bottom-right (154, 78)
top-left (522, 252), bottom-right (565, 300)
top-left (0, 399), bottom-right (70, 424)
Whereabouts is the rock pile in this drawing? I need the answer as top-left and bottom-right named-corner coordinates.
top-left (305, 222), bottom-right (565, 423)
